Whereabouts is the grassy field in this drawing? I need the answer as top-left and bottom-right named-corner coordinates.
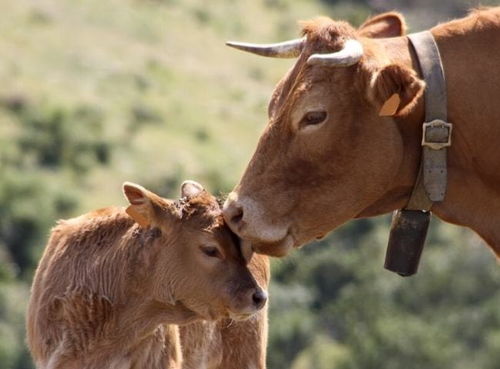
top-left (1, 0), bottom-right (344, 209)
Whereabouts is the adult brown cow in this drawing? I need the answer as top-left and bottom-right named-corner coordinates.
top-left (223, 9), bottom-right (500, 258)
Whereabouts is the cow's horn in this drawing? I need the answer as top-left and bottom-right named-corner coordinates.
top-left (225, 37), bottom-right (305, 58)
top-left (307, 39), bottom-right (363, 67)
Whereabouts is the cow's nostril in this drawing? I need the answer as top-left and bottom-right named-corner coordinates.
top-left (231, 207), bottom-right (244, 226)
top-left (252, 289), bottom-right (268, 309)
top-left (224, 201), bottom-right (244, 229)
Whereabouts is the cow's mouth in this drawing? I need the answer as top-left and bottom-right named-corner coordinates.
top-left (250, 232), bottom-right (296, 257)
top-left (223, 193), bottom-right (293, 248)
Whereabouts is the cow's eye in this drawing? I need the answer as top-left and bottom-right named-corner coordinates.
top-left (300, 111), bottom-right (327, 128)
top-left (200, 246), bottom-right (221, 258)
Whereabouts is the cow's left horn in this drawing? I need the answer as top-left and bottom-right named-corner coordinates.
top-left (307, 39), bottom-right (363, 67)
top-left (226, 37), bottom-right (305, 58)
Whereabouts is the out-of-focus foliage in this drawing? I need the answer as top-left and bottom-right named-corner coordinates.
top-left (270, 219), bottom-right (500, 369)
top-left (0, 0), bottom-right (498, 368)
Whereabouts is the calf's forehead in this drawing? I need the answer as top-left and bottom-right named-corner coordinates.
top-left (211, 222), bottom-right (243, 258)
top-left (176, 197), bottom-right (242, 257)
top-left (178, 193), bottom-right (222, 225)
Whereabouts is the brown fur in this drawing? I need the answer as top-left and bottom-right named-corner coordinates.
top-left (224, 9), bottom-right (500, 258)
top-left (179, 308), bottom-right (268, 369)
top-left (27, 184), bottom-right (269, 369)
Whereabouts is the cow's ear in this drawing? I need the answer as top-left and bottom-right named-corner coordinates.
top-left (368, 64), bottom-right (425, 117)
top-left (123, 182), bottom-right (155, 228)
top-left (358, 12), bottom-right (407, 38)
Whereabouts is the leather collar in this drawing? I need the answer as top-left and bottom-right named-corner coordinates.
top-left (384, 31), bottom-right (453, 277)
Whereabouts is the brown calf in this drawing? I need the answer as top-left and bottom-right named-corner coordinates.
top-left (27, 181), bottom-right (269, 369)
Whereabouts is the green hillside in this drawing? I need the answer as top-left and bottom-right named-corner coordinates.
top-left (1, 0), bottom-right (358, 207)
top-left (1, 0), bottom-right (499, 368)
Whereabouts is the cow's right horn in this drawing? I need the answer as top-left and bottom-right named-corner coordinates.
top-left (226, 37), bottom-right (305, 58)
top-left (307, 39), bottom-right (363, 67)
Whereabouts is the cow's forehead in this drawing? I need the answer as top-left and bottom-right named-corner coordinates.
top-left (268, 58), bottom-right (309, 117)
top-left (267, 18), bottom-right (363, 121)
top-left (301, 17), bottom-right (356, 48)
top-left (269, 59), bottom-right (346, 121)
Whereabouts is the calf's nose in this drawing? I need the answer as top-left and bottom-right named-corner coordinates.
top-left (252, 288), bottom-right (268, 310)
top-left (223, 196), bottom-right (245, 233)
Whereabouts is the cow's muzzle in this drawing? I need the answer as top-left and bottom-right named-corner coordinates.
top-left (223, 193), bottom-right (296, 258)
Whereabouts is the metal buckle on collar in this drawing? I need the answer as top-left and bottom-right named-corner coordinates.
top-left (421, 119), bottom-right (453, 150)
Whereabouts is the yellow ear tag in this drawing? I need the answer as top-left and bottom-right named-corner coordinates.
top-left (379, 93), bottom-right (401, 116)
top-left (126, 206), bottom-right (150, 228)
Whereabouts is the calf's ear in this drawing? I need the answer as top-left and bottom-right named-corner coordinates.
top-left (358, 12), bottom-right (407, 38)
top-left (368, 64), bottom-right (425, 117)
top-left (123, 182), bottom-right (156, 227)
top-left (181, 180), bottom-right (205, 199)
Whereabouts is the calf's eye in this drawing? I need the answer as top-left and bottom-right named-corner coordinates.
top-left (300, 111), bottom-right (327, 128)
top-left (200, 246), bottom-right (221, 258)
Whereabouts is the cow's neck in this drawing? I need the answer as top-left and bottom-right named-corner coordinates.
top-left (380, 19), bottom-right (500, 256)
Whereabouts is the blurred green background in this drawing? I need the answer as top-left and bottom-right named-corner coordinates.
top-left (1, 0), bottom-right (499, 368)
